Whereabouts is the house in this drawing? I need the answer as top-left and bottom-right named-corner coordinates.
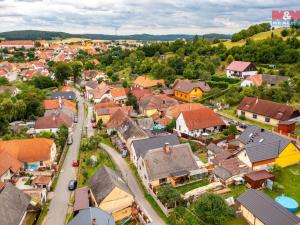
top-left (225, 61), bottom-right (257, 78)
top-left (87, 83), bottom-right (112, 103)
top-left (74, 187), bottom-right (89, 213)
top-left (237, 189), bottom-right (300, 225)
top-left (23, 188), bottom-right (47, 204)
top-left (176, 107), bottom-right (225, 137)
top-left (85, 80), bottom-right (99, 93)
top-left (130, 134), bottom-right (180, 165)
top-left (117, 118), bottom-right (148, 148)
top-left (0, 138), bottom-right (57, 171)
top-left (237, 125), bottom-right (300, 169)
top-left (131, 88), bottom-right (153, 100)
top-left (51, 91), bottom-right (76, 100)
top-left (133, 76), bottom-right (164, 89)
top-left (241, 74), bottom-right (289, 87)
top-left (0, 183), bottom-right (31, 225)
top-left (206, 143), bottom-right (225, 163)
top-left (0, 151), bottom-right (23, 183)
top-left (244, 170), bottom-right (275, 189)
top-left (68, 207), bottom-right (115, 225)
top-left (139, 94), bottom-right (178, 117)
top-left (173, 79), bottom-right (210, 102)
top-left (32, 175), bottom-right (52, 190)
top-left (0, 40), bottom-right (35, 49)
top-left (35, 112), bottom-right (73, 133)
top-left (43, 99), bottom-right (77, 119)
top-left (165, 103), bottom-right (205, 119)
top-left (137, 143), bottom-right (201, 187)
top-left (83, 70), bottom-right (101, 80)
top-left (88, 166), bottom-right (134, 221)
top-left (111, 87), bottom-right (128, 105)
top-left (106, 109), bottom-right (129, 135)
top-left (95, 106), bottom-right (133, 124)
top-left (213, 157), bottom-right (249, 185)
top-left (237, 97), bottom-right (300, 126)
top-left (137, 118), bottom-right (154, 130)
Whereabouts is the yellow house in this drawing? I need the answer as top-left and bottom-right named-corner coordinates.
top-left (237, 126), bottom-right (300, 170)
top-left (88, 166), bottom-right (134, 222)
top-left (173, 79), bottom-right (210, 102)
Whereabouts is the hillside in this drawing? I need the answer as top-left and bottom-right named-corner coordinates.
top-left (220, 28), bottom-right (300, 48)
top-left (0, 30), bottom-right (231, 41)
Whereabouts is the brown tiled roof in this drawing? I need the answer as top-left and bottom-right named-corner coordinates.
top-left (0, 138), bottom-right (54, 163)
top-left (237, 97), bottom-right (298, 121)
top-left (106, 109), bottom-right (129, 129)
top-left (139, 94), bottom-right (178, 111)
top-left (134, 76), bottom-right (165, 88)
top-left (131, 88), bottom-right (153, 100)
top-left (111, 87), bottom-right (128, 98)
top-left (74, 187), bottom-right (89, 211)
top-left (156, 116), bottom-right (171, 126)
top-left (226, 61), bottom-right (254, 72)
top-left (32, 176), bottom-right (51, 185)
top-left (180, 108), bottom-right (225, 131)
top-left (35, 112), bottom-right (73, 129)
top-left (165, 103), bottom-right (205, 119)
top-left (94, 101), bottom-right (118, 111)
top-left (43, 99), bottom-right (76, 112)
top-left (0, 151), bottom-right (23, 176)
top-left (244, 170), bottom-right (274, 182)
top-left (173, 79), bottom-right (210, 93)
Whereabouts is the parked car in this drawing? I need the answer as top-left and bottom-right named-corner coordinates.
top-left (72, 160), bottom-right (79, 167)
top-left (74, 116), bottom-right (78, 123)
top-left (122, 150), bottom-right (128, 158)
top-left (67, 135), bottom-right (73, 145)
top-left (68, 180), bottom-right (77, 191)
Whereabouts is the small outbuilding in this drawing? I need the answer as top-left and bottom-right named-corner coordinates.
top-left (244, 170), bottom-right (274, 189)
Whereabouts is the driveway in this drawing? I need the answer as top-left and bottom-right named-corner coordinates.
top-left (99, 143), bottom-right (166, 225)
top-left (44, 92), bottom-right (84, 225)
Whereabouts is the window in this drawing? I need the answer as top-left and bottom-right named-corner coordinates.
top-left (40, 161), bottom-right (43, 166)
top-left (252, 114), bottom-right (257, 119)
top-left (265, 117), bottom-right (270, 123)
top-left (159, 178), bottom-right (167, 184)
top-left (241, 111), bottom-right (245, 116)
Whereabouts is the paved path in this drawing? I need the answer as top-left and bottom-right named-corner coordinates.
top-left (44, 93), bottom-right (84, 225)
top-left (84, 102), bottom-right (94, 138)
top-left (99, 143), bottom-right (166, 225)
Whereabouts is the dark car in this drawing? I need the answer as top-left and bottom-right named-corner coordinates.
top-left (68, 180), bottom-right (77, 191)
top-left (74, 116), bottom-right (78, 123)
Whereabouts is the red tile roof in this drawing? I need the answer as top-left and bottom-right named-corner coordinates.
top-left (244, 74), bottom-right (262, 86)
top-left (180, 108), bottom-right (225, 131)
top-left (139, 94), bottom-right (178, 111)
top-left (0, 151), bottom-right (23, 176)
top-left (134, 76), bottom-right (164, 88)
top-left (226, 61), bottom-right (254, 72)
top-left (35, 112), bottom-right (73, 129)
top-left (165, 103), bottom-right (205, 119)
top-left (106, 109), bottom-right (129, 129)
top-left (111, 87), bottom-right (128, 98)
top-left (237, 97), bottom-right (298, 121)
top-left (0, 138), bottom-right (54, 163)
top-left (131, 88), bottom-right (153, 100)
top-left (32, 176), bottom-right (51, 185)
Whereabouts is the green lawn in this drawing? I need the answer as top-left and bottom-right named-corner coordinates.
top-left (295, 125), bottom-right (300, 136)
top-left (197, 152), bottom-right (208, 163)
top-left (225, 217), bottom-right (249, 225)
top-left (219, 107), bottom-right (273, 131)
top-left (176, 179), bottom-right (209, 194)
top-left (263, 164), bottom-right (300, 207)
top-left (222, 184), bottom-right (248, 199)
top-left (78, 147), bottom-right (116, 187)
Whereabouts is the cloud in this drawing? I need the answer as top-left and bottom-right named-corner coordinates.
top-left (0, 0), bottom-right (300, 34)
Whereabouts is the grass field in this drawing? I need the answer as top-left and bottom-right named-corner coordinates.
top-left (264, 164), bottom-right (300, 209)
top-left (175, 179), bottom-right (209, 194)
top-left (217, 28), bottom-right (300, 49)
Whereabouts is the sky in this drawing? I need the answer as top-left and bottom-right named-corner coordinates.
top-left (0, 0), bottom-right (300, 35)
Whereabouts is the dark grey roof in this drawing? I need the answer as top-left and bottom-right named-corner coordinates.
top-left (238, 126), bottom-right (291, 163)
top-left (51, 91), bottom-right (76, 100)
top-left (118, 118), bottom-right (148, 141)
top-left (207, 143), bottom-right (224, 154)
top-left (68, 207), bottom-right (115, 225)
top-left (213, 166), bottom-right (232, 180)
top-left (88, 166), bottom-right (132, 204)
top-left (237, 189), bottom-right (300, 225)
top-left (137, 118), bottom-right (154, 130)
top-left (0, 183), bottom-right (31, 225)
top-left (132, 134), bottom-right (180, 158)
top-left (261, 74), bottom-right (289, 86)
top-left (85, 80), bottom-right (99, 89)
top-left (143, 143), bottom-right (199, 180)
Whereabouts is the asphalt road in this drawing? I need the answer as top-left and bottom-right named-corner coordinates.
top-left (99, 143), bottom-right (166, 225)
top-left (44, 93), bottom-right (84, 225)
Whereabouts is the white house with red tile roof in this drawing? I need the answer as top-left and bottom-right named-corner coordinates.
top-left (226, 61), bottom-right (257, 79)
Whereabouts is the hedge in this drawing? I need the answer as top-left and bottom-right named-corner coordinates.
top-left (207, 81), bottom-right (229, 89)
top-left (211, 75), bottom-right (240, 84)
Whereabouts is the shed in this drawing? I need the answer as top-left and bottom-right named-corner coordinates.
top-left (74, 187), bottom-right (89, 213)
top-left (244, 170), bottom-right (275, 189)
top-left (277, 120), bottom-right (296, 135)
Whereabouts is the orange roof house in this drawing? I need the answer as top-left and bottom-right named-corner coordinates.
top-left (165, 103), bottom-right (205, 119)
top-left (176, 107), bottom-right (225, 137)
top-left (133, 76), bottom-right (165, 89)
top-left (0, 138), bottom-right (56, 164)
top-left (111, 87), bottom-right (129, 104)
top-left (0, 151), bottom-right (23, 178)
top-left (35, 112), bottom-right (73, 131)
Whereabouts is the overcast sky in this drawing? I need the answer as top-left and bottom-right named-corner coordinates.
top-left (0, 0), bottom-right (300, 35)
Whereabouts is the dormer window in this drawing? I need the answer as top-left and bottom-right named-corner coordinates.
top-left (259, 138), bottom-right (264, 143)
top-left (249, 133), bottom-right (253, 138)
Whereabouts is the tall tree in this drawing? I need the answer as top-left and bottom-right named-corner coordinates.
top-left (70, 61), bottom-right (83, 82)
top-left (54, 62), bottom-right (72, 83)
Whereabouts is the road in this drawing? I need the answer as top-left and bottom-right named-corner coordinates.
top-left (44, 92), bottom-right (84, 225)
top-left (99, 143), bottom-right (166, 225)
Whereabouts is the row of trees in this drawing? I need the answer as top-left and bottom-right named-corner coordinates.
top-left (231, 23), bottom-right (271, 42)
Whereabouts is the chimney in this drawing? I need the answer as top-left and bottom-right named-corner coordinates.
top-left (164, 143), bottom-right (170, 154)
top-left (255, 97), bottom-right (259, 104)
top-left (92, 218), bottom-right (97, 225)
top-left (58, 96), bottom-right (62, 109)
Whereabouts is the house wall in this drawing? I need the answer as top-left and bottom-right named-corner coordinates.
top-left (35, 128), bottom-right (59, 134)
top-left (240, 205), bottom-right (265, 225)
top-left (174, 88), bottom-right (203, 102)
top-left (252, 159), bottom-right (275, 170)
top-left (144, 108), bottom-right (158, 117)
top-left (237, 150), bottom-right (253, 168)
top-left (99, 187), bottom-right (133, 221)
top-left (241, 80), bottom-right (254, 87)
top-left (237, 109), bottom-right (279, 126)
top-left (96, 114), bottom-right (110, 124)
top-left (275, 143), bottom-right (300, 167)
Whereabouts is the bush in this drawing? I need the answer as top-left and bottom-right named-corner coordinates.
top-left (157, 185), bottom-right (183, 208)
top-left (281, 29), bottom-right (289, 37)
top-left (194, 193), bottom-right (234, 225)
top-left (211, 75), bottom-right (240, 84)
top-left (239, 115), bottom-right (246, 120)
top-left (207, 81), bottom-right (228, 89)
